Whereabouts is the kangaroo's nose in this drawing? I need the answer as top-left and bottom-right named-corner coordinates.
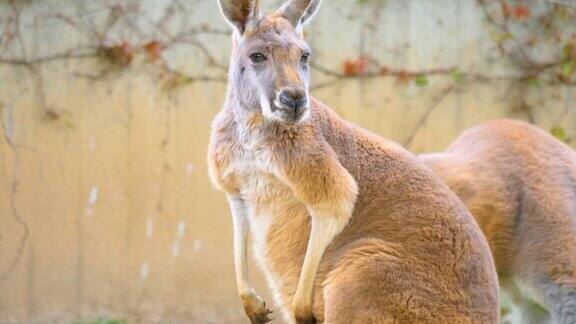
top-left (279, 88), bottom-right (307, 110)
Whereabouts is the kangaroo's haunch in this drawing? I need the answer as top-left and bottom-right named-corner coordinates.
top-left (421, 119), bottom-right (576, 324)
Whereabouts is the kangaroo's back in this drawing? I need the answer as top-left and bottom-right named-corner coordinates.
top-left (421, 119), bottom-right (576, 323)
top-left (314, 102), bottom-right (500, 323)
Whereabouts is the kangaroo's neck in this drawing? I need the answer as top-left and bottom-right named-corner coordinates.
top-left (225, 87), bottom-right (320, 148)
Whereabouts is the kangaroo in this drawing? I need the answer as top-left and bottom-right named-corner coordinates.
top-left (420, 119), bottom-right (576, 324)
top-left (207, 0), bottom-right (499, 322)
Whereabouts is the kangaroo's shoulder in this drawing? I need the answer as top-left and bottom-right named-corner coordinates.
top-left (451, 119), bottom-right (575, 161)
top-left (207, 107), bottom-right (244, 194)
top-left (208, 107), bottom-right (238, 158)
top-left (309, 97), bottom-right (411, 159)
top-left (454, 119), bottom-right (557, 147)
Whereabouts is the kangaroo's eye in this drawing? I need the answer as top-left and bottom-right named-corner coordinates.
top-left (301, 52), bottom-right (310, 63)
top-left (249, 53), bottom-right (266, 63)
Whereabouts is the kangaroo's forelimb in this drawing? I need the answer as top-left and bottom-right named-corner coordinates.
top-left (228, 196), bottom-right (273, 323)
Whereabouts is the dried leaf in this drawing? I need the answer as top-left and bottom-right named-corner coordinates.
top-left (526, 77), bottom-right (540, 87)
top-left (143, 41), bottom-right (163, 61)
top-left (491, 32), bottom-right (512, 43)
top-left (452, 70), bottom-right (464, 84)
top-left (513, 5), bottom-right (530, 19)
top-left (342, 59), bottom-right (358, 76)
top-left (396, 70), bottom-right (411, 85)
top-left (502, 1), bottom-right (512, 18)
top-left (551, 126), bottom-right (568, 142)
top-left (414, 75), bottom-right (429, 87)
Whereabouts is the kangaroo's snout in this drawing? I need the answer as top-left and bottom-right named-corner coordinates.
top-left (275, 88), bottom-right (308, 122)
top-left (279, 88), bottom-right (307, 110)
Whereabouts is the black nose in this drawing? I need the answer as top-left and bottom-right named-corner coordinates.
top-left (279, 89), bottom-right (307, 110)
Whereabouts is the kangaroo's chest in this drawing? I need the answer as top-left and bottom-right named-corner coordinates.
top-left (230, 147), bottom-right (311, 302)
top-left (232, 147), bottom-right (286, 203)
top-left (229, 147), bottom-right (304, 230)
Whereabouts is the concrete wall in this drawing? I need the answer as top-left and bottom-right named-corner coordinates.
top-left (0, 0), bottom-right (574, 322)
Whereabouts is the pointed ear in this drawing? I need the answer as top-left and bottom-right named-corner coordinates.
top-left (277, 0), bottom-right (322, 27)
top-left (218, 0), bottom-right (261, 35)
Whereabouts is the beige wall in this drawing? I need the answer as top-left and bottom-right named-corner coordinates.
top-left (0, 0), bottom-right (574, 322)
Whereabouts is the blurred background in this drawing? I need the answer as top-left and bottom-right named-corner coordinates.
top-left (0, 0), bottom-right (575, 322)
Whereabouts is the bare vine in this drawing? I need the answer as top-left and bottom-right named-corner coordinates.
top-left (0, 102), bottom-right (29, 282)
top-left (0, 0), bottom-right (575, 279)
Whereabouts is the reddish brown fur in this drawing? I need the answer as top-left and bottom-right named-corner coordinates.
top-left (421, 119), bottom-right (576, 323)
top-left (209, 98), bottom-right (500, 322)
top-left (209, 1), bottom-right (499, 322)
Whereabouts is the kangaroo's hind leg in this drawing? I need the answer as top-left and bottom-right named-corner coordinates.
top-left (515, 203), bottom-right (576, 324)
top-left (322, 237), bottom-right (498, 324)
top-left (320, 238), bottom-right (472, 324)
top-left (321, 239), bottom-right (406, 324)
top-left (536, 277), bottom-right (576, 324)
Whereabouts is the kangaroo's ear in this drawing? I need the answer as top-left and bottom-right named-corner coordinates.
top-left (277, 0), bottom-right (322, 28)
top-left (218, 0), bottom-right (261, 35)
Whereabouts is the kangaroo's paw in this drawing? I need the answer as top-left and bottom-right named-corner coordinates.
top-left (293, 304), bottom-right (317, 324)
top-left (241, 293), bottom-right (273, 324)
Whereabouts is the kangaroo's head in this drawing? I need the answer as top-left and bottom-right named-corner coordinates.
top-left (219, 0), bottom-right (322, 124)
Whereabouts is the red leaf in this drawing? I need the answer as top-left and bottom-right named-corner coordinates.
top-left (513, 4), bottom-right (530, 19)
top-left (396, 70), bottom-right (412, 85)
top-left (501, 1), bottom-right (512, 18)
top-left (143, 40), bottom-right (163, 61)
top-left (342, 55), bottom-right (371, 76)
top-left (379, 66), bottom-right (389, 75)
top-left (342, 59), bottom-right (358, 76)
top-left (103, 41), bottom-right (133, 65)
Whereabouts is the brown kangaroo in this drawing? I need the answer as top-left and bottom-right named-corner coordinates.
top-left (420, 119), bottom-right (576, 324)
top-left (207, 0), bottom-right (499, 322)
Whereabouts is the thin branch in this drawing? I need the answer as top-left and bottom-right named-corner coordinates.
top-left (311, 62), bottom-right (456, 79)
top-left (546, 0), bottom-right (576, 10)
top-left (0, 104), bottom-right (29, 282)
top-left (0, 49), bottom-right (99, 66)
top-left (403, 86), bottom-right (455, 148)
